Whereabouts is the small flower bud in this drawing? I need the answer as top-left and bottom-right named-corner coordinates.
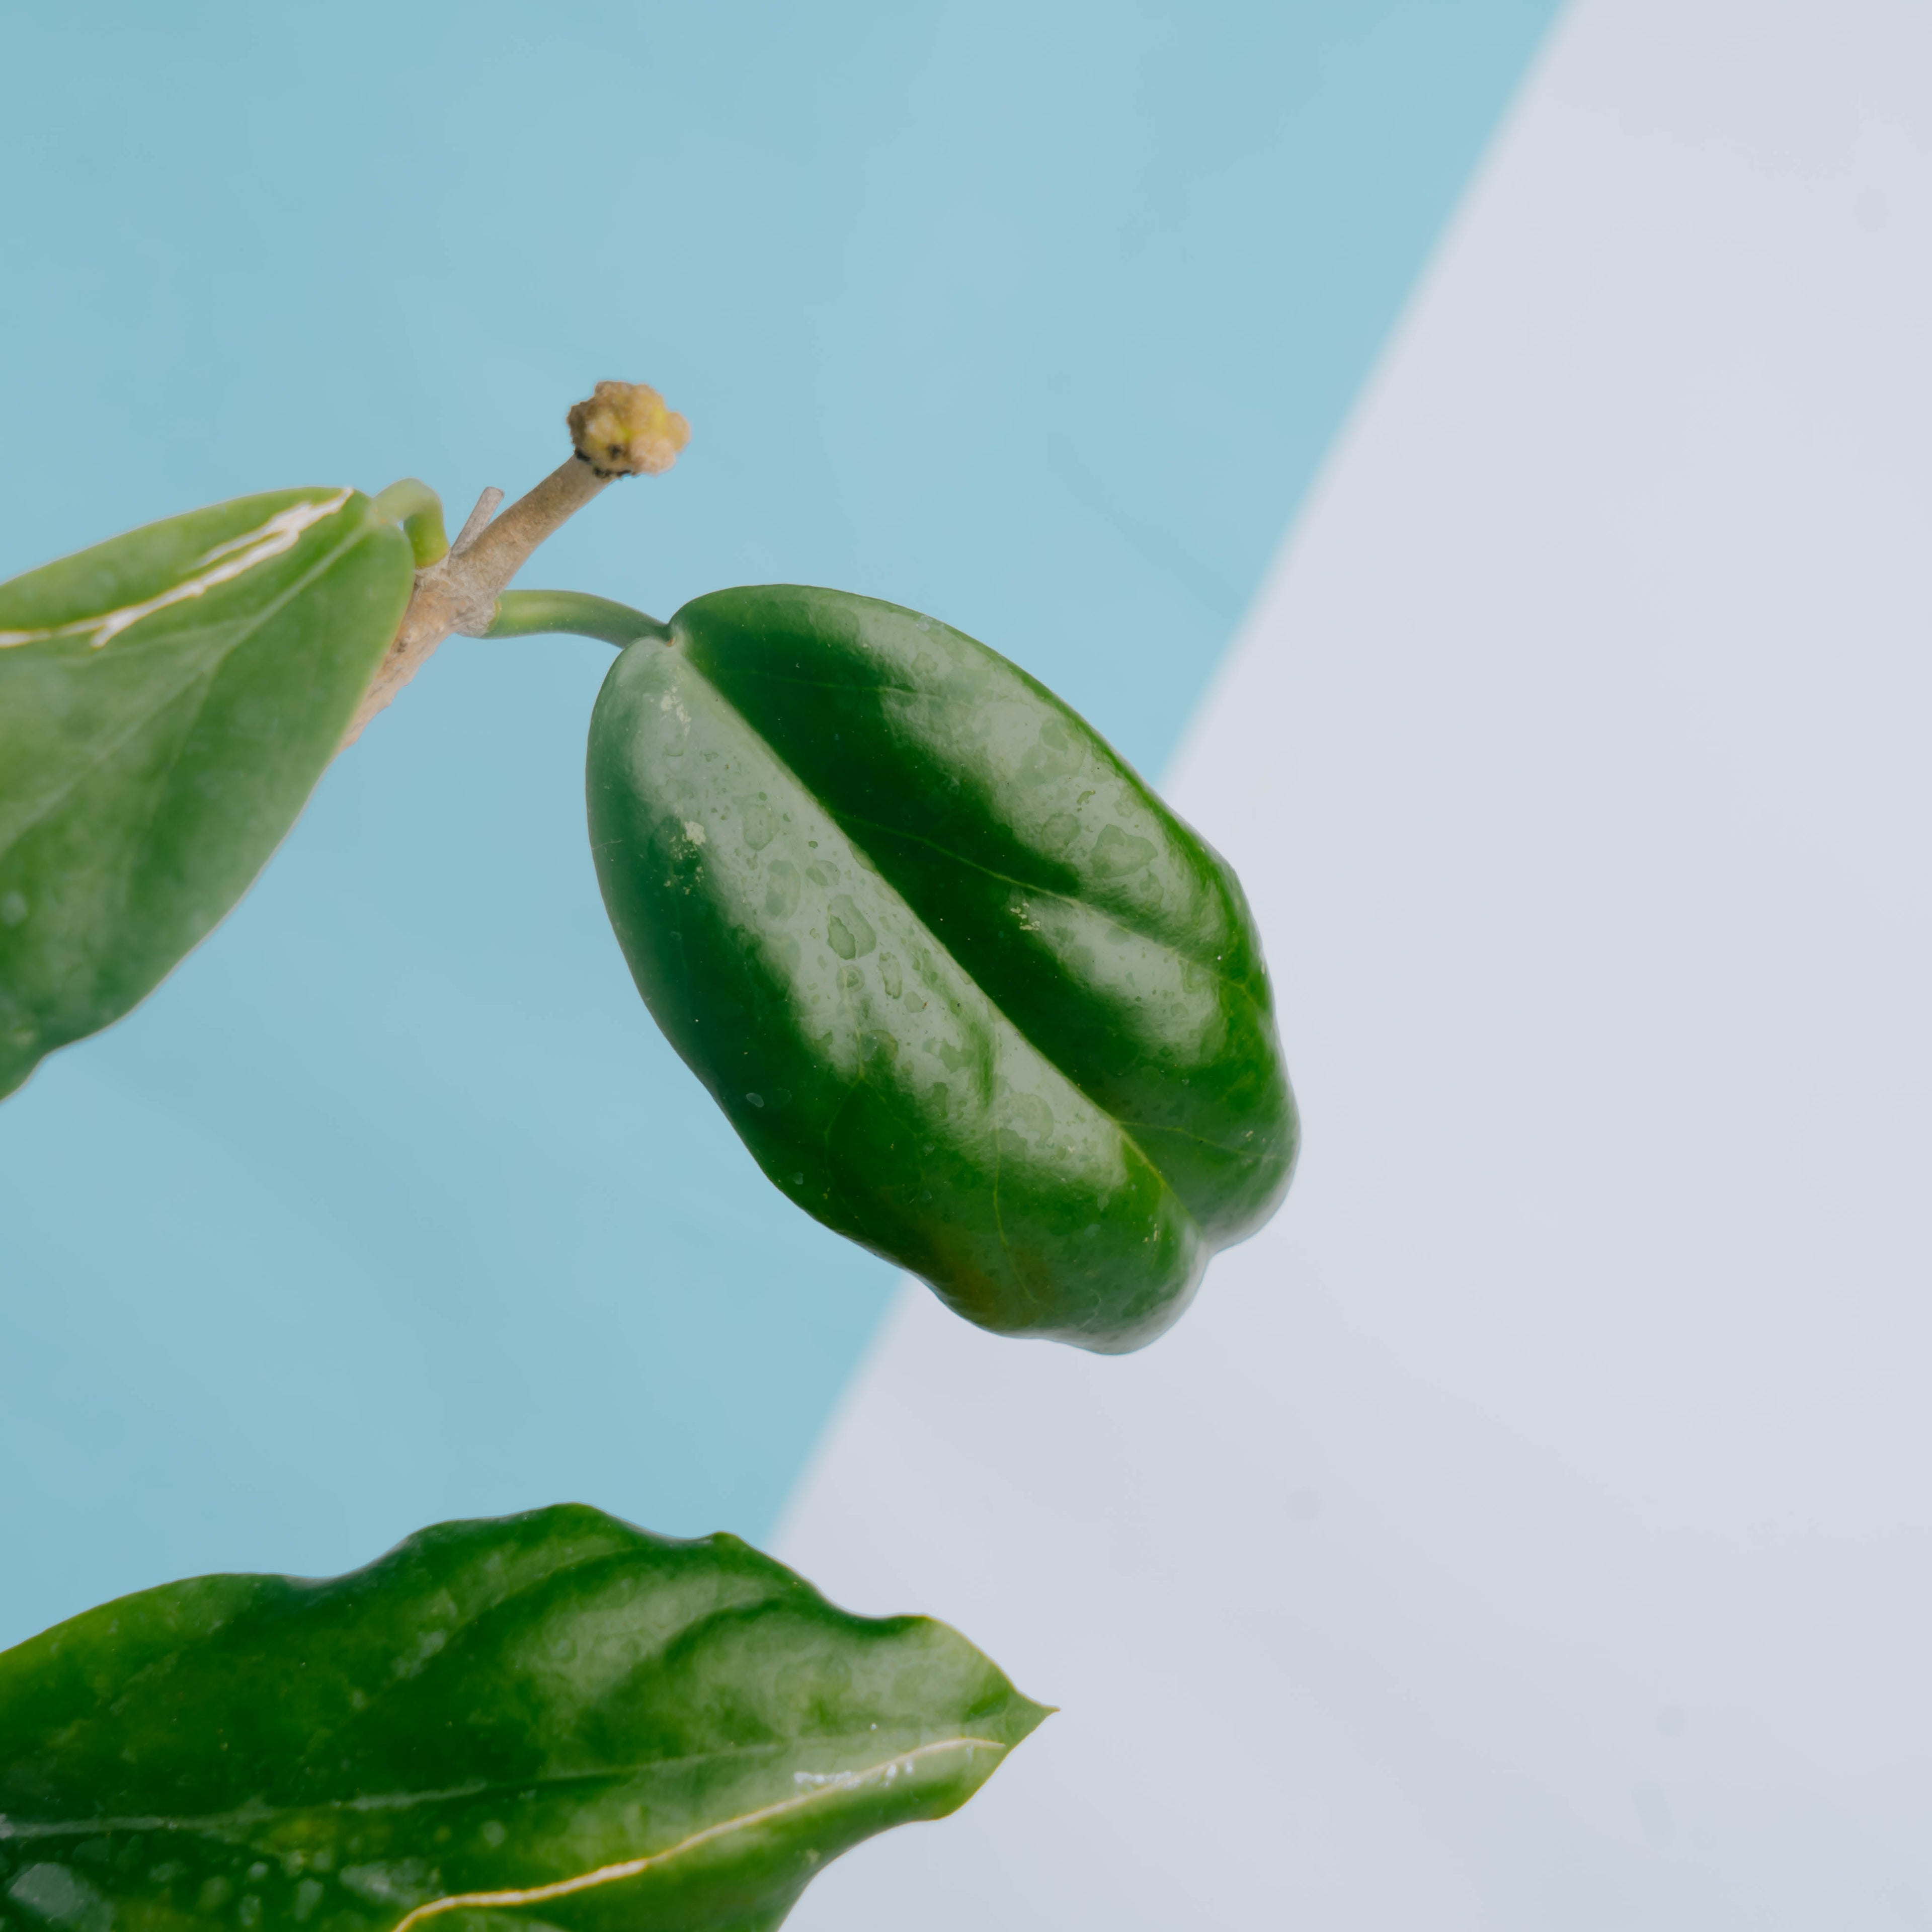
top-left (567, 381), bottom-right (691, 478)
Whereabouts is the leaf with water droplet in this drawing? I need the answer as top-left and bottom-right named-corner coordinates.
top-left (587, 586), bottom-right (1298, 1351)
top-left (0, 1505), bottom-right (1046, 1932)
top-left (0, 489), bottom-right (412, 1099)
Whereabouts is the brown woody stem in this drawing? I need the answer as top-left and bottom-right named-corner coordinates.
top-left (341, 381), bottom-right (687, 748)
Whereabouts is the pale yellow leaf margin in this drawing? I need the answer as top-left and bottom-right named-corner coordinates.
top-left (390, 1736), bottom-right (1005, 1932)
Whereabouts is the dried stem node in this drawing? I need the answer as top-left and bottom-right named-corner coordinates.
top-left (568, 381), bottom-right (691, 478)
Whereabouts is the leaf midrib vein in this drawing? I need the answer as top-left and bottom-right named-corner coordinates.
top-left (662, 653), bottom-right (1220, 1224)
top-left (833, 807), bottom-right (1243, 986)
top-left (1, 1733), bottom-right (1007, 1839)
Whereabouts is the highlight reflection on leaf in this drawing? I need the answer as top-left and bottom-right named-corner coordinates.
top-left (0, 1505), bottom-right (1049, 1932)
top-left (0, 488), bottom-right (413, 1100)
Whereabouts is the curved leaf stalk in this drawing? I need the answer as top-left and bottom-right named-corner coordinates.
top-left (487, 588), bottom-right (670, 648)
top-left (371, 477), bottom-right (451, 568)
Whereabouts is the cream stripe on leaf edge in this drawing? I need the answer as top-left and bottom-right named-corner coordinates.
top-left (0, 1506), bottom-right (1051, 1932)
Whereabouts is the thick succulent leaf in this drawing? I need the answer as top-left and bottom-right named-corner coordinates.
top-left (0, 490), bottom-right (414, 1099)
top-left (588, 586), bottom-right (1298, 1351)
top-left (0, 1505), bottom-right (1046, 1932)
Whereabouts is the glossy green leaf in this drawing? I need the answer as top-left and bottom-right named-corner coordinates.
top-left (0, 1505), bottom-right (1046, 1932)
top-left (0, 490), bottom-right (414, 1099)
top-left (588, 586), bottom-right (1298, 1352)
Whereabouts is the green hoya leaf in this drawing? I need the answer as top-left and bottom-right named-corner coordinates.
top-left (0, 1505), bottom-right (1046, 1932)
top-left (587, 586), bottom-right (1298, 1353)
top-left (0, 490), bottom-right (414, 1099)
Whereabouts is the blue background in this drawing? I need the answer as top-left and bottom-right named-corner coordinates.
top-left (0, 0), bottom-right (1557, 1646)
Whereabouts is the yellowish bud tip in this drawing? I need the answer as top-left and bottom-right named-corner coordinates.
top-left (567, 380), bottom-right (691, 478)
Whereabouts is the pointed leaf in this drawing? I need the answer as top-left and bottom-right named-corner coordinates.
top-left (0, 490), bottom-right (414, 1098)
top-left (0, 1505), bottom-right (1047, 1932)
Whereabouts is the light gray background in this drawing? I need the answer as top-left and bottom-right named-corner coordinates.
top-left (782, 3), bottom-right (1932, 1923)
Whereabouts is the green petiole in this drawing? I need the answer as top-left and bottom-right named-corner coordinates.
top-left (485, 588), bottom-right (670, 648)
top-left (371, 477), bottom-right (451, 568)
